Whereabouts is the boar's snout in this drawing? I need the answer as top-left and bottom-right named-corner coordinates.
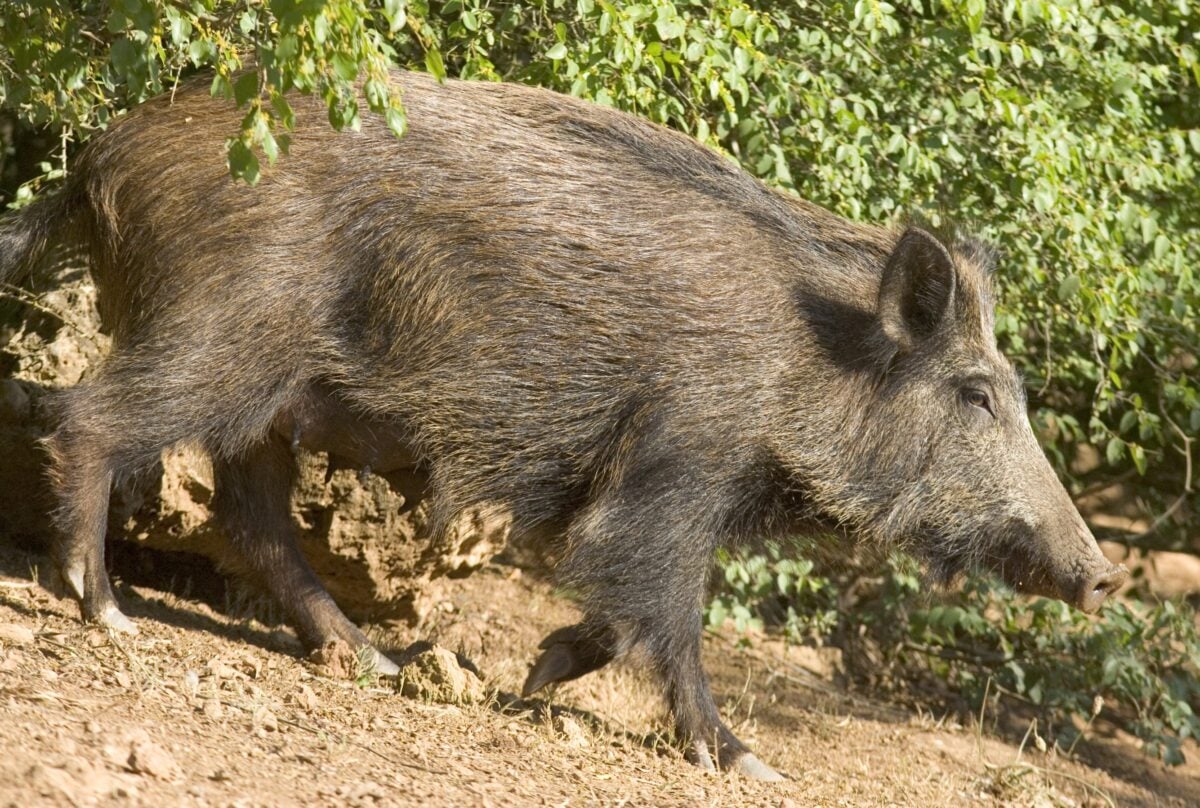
top-left (1073, 565), bottom-right (1129, 614)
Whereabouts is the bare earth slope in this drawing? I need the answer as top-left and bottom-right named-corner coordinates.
top-left (1, 543), bottom-right (1197, 807)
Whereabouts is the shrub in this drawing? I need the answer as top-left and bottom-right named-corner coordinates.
top-left (707, 552), bottom-right (1200, 765)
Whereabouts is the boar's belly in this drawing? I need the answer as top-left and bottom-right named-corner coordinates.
top-left (273, 385), bottom-right (421, 475)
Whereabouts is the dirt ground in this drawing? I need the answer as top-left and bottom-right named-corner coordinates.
top-left (0, 542), bottom-right (1197, 808)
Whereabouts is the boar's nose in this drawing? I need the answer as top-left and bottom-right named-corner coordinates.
top-left (1075, 565), bottom-right (1129, 613)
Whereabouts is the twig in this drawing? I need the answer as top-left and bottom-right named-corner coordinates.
top-left (1071, 468), bottom-right (1137, 504)
top-left (902, 639), bottom-right (1012, 667)
top-left (982, 761), bottom-right (1115, 808)
top-left (975, 676), bottom-right (991, 761)
top-left (0, 282), bottom-right (93, 336)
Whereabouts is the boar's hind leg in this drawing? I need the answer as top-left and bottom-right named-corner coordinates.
top-left (45, 385), bottom-right (137, 634)
top-left (210, 435), bottom-right (401, 677)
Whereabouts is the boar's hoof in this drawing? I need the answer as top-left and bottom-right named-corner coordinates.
top-left (61, 563), bottom-right (137, 634)
top-left (522, 642), bottom-right (577, 697)
top-left (368, 647), bottom-right (402, 678)
top-left (733, 752), bottom-right (785, 782)
top-left (96, 605), bottom-right (139, 636)
top-left (522, 623), bottom-right (617, 697)
top-left (687, 740), bottom-right (717, 773)
top-left (687, 741), bottom-right (783, 781)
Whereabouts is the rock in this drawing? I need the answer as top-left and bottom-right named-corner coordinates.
top-left (25, 758), bottom-right (134, 804)
top-left (309, 640), bottom-right (361, 681)
top-left (290, 684), bottom-right (319, 712)
top-left (254, 708), bottom-right (279, 732)
top-left (395, 642), bottom-right (485, 705)
top-left (202, 698), bottom-right (224, 721)
top-left (552, 714), bottom-right (590, 748)
top-left (128, 739), bottom-right (182, 781)
top-left (0, 623), bottom-right (35, 646)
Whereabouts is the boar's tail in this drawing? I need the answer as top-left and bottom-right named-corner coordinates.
top-left (0, 186), bottom-right (80, 287)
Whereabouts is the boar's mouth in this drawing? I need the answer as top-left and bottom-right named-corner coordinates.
top-left (921, 539), bottom-right (1060, 601)
top-left (919, 519), bottom-right (1127, 614)
top-left (985, 544), bottom-right (1059, 599)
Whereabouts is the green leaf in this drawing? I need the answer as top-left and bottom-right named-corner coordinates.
top-left (655, 17), bottom-right (685, 41)
top-left (385, 105), bottom-right (407, 137)
top-left (1130, 444), bottom-right (1147, 475)
top-left (384, 0), bottom-right (407, 32)
top-left (110, 38), bottom-right (141, 76)
top-left (1057, 274), bottom-right (1081, 300)
top-left (233, 72), bottom-right (259, 106)
top-left (332, 54), bottom-right (359, 82)
top-left (546, 43), bottom-right (568, 60)
top-left (226, 139), bottom-right (260, 185)
top-left (1106, 437), bottom-right (1126, 466)
top-left (424, 48), bottom-right (446, 80)
top-left (187, 38), bottom-right (216, 66)
top-left (260, 129), bottom-right (279, 164)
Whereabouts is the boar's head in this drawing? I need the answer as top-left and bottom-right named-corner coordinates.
top-left (792, 227), bottom-right (1127, 613)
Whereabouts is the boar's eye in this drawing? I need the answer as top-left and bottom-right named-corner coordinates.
top-left (963, 388), bottom-right (994, 417)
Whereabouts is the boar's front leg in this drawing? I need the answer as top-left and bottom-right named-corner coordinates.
top-left (211, 435), bottom-right (400, 676)
top-left (555, 496), bottom-right (784, 782)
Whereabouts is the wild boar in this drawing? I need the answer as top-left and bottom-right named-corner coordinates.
top-left (0, 71), bottom-right (1126, 780)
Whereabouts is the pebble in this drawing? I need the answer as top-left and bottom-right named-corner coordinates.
top-left (552, 714), bottom-right (589, 749)
top-left (202, 698), bottom-right (224, 720)
top-left (291, 684), bottom-right (319, 712)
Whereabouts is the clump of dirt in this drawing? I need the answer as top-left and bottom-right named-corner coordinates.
top-left (308, 639), bottom-right (365, 681)
top-left (394, 641), bottom-right (487, 705)
top-left (0, 257), bottom-right (508, 623)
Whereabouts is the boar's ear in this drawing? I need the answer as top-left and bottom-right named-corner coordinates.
top-left (877, 227), bottom-right (956, 351)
